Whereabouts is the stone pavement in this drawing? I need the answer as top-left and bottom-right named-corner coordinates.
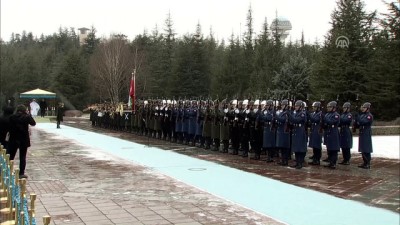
top-left (1, 117), bottom-right (399, 225)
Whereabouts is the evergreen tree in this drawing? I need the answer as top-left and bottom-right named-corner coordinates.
top-left (242, 5), bottom-right (254, 95)
top-left (311, 0), bottom-right (376, 104)
top-left (54, 49), bottom-right (89, 109)
top-left (365, 2), bottom-right (400, 120)
top-left (83, 26), bottom-right (100, 55)
top-left (161, 12), bottom-right (176, 97)
top-left (272, 52), bottom-right (311, 100)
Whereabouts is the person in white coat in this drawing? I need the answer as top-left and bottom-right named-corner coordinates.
top-left (29, 99), bottom-right (40, 117)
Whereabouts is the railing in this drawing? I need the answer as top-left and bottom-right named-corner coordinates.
top-left (0, 145), bottom-right (51, 225)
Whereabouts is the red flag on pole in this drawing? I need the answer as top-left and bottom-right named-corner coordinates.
top-left (129, 71), bottom-right (136, 111)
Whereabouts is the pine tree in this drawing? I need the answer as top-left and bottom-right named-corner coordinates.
top-left (272, 52), bottom-right (311, 100)
top-left (311, 0), bottom-right (376, 104)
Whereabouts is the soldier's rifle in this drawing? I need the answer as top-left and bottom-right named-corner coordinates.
top-left (318, 96), bottom-right (326, 134)
top-left (352, 94), bottom-right (360, 133)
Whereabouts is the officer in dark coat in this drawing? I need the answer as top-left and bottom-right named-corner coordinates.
top-left (354, 102), bottom-right (373, 169)
top-left (39, 99), bottom-right (47, 117)
top-left (7, 104), bottom-right (36, 178)
top-left (289, 100), bottom-right (308, 169)
top-left (322, 101), bottom-right (340, 169)
top-left (339, 102), bottom-right (353, 165)
top-left (308, 102), bottom-right (323, 165)
top-left (56, 102), bottom-right (65, 128)
top-left (276, 100), bottom-right (291, 166)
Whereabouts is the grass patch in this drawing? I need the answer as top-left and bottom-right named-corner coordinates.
top-left (33, 116), bottom-right (54, 123)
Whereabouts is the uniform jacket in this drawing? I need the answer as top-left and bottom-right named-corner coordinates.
top-left (356, 112), bottom-right (373, 153)
top-left (259, 109), bottom-right (276, 149)
top-left (290, 110), bottom-right (307, 152)
top-left (339, 112), bottom-right (353, 149)
top-left (308, 111), bottom-right (322, 149)
top-left (188, 107), bottom-right (197, 135)
top-left (275, 110), bottom-right (290, 149)
top-left (219, 108), bottom-right (230, 141)
top-left (323, 111), bottom-right (340, 151)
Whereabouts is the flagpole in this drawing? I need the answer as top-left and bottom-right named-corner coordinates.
top-left (133, 69), bottom-right (136, 112)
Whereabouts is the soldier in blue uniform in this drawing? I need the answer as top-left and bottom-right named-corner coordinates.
top-left (182, 102), bottom-right (190, 144)
top-left (308, 102), bottom-right (323, 165)
top-left (276, 99), bottom-right (291, 166)
top-left (289, 100), bottom-right (308, 169)
top-left (354, 102), bottom-right (374, 169)
top-left (195, 100), bottom-right (205, 147)
top-left (322, 101), bottom-right (340, 169)
top-left (188, 101), bottom-right (198, 145)
top-left (202, 101), bottom-right (213, 149)
top-left (339, 102), bottom-right (353, 165)
top-left (259, 100), bottom-right (276, 163)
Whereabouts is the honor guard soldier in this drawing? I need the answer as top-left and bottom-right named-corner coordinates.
top-left (195, 100), bottom-right (205, 147)
top-left (354, 102), bottom-right (373, 169)
top-left (323, 101), bottom-right (340, 169)
top-left (175, 101), bottom-right (184, 143)
top-left (339, 102), bottom-right (353, 165)
top-left (289, 100), bottom-right (308, 169)
top-left (249, 100), bottom-right (261, 159)
top-left (240, 100), bottom-right (250, 157)
top-left (202, 100), bottom-right (213, 149)
top-left (308, 101), bottom-right (323, 165)
top-left (170, 100), bottom-right (178, 142)
top-left (188, 100), bottom-right (198, 145)
top-left (164, 100), bottom-right (172, 141)
top-left (276, 99), bottom-right (291, 166)
top-left (260, 100), bottom-right (276, 162)
top-left (219, 99), bottom-right (230, 153)
top-left (211, 100), bottom-right (221, 151)
top-left (182, 101), bottom-right (190, 144)
top-left (229, 99), bottom-right (240, 155)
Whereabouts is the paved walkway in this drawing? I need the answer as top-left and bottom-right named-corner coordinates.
top-left (1, 118), bottom-right (399, 225)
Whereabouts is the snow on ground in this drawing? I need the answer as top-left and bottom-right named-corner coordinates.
top-left (350, 136), bottom-right (399, 159)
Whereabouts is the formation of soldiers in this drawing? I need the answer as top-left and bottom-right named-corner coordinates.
top-left (88, 98), bottom-right (374, 170)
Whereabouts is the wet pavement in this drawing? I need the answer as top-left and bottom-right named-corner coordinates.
top-left (1, 117), bottom-right (399, 225)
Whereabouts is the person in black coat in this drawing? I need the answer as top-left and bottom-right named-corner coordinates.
top-left (7, 104), bottom-right (36, 178)
top-left (56, 102), bottom-right (65, 128)
top-left (0, 106), bottom-right (14, 150)
top-left (39, 99), bottom-right (47, 117)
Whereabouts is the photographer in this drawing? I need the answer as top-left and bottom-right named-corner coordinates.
top-left (7, 104), bottom-right (36, 179)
